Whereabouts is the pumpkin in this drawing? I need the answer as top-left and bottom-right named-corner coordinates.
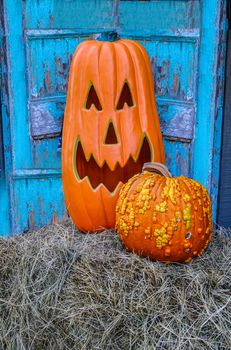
top-left (62, 31), bottom-right (165, 232)
top-left (116, 162), bottom-right (212, 262)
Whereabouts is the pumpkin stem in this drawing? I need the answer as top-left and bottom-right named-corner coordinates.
top-left (142, 162), bottom-right (172, 177)
top-left (97, 31), bottom-right (120, 42)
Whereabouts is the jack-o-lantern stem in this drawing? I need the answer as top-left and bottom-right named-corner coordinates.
top-left (97, 31), bottom-right (120, 42)
top-left (142, 162), bottom-right (172, 177)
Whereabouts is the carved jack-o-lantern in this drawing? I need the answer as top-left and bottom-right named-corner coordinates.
top-left (62, 32), bottom-right (165, 232)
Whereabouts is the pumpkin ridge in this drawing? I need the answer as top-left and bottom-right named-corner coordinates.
top-left (121, 41), bottom-right (151, 132)
top-left (152, 177), bottom-right (169, 255)
top-left (118, 41), bottom-right (143, 139)
top-left (64, 178), bottom-right (96, 232)
top-left (187, 177), bottom-right (207, 258)
top-left (96, 42), bottom-right (103, 162)
top-left (178, 177), bottom-right (194, 261)
top-left (142, 175), bottom-right (157, 242)
top-left (194, 178), bottom-right (212, 255)
top-left (128, 40), bottom-right (165, 161)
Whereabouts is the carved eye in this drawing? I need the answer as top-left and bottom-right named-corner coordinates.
top-left (85, 83), bottom-right (102, 111)
top-left (116, 82), bottom-right (134, 110)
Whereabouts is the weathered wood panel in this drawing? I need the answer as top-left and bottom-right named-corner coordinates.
top-left (13, 176), bottom-right (66, 233)
top-left (24, 0), bottom-right (119, 30)
top-left (141, 40), bottom-right (197, 102)
top-left (0, 0), bottom-right (12, 236)
top-left (0, 178), bottom-right (10, 236)
top-left (194, 0), bottom-right (226, 218)
top-left (30, 100), bottom-right (64, 139)
top-left (120, 0), bottom-right (200, 34)
top-left (27, 36), bottom-right (86, 99)
top-left (210, 0), bottom-right (227, 219)
top-left (158, 101), bottom-right (194, 141)
top-left (218, 29), bottom-right (231, 228)
top-left (0, 112), bottom-right (4, 176)
top-left (164, 140), bottom-right (190, 177)
top-left (32, 138), bottom-right (62, 169)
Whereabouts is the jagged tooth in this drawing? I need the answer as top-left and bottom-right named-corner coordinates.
top-left (85, 151), bottom-right (92, 162)
top-left (108, 161), bottom-right (120, 172)
top-left (117, 155), bottom-right (133, 170)
top-left (96, 159), bottom-right (118, 172)
top-left (97, 181), bottom-right (124, 194)
top-left (76, 140), bottom-right (91, 163)
top-left (79, 176), bottom-right (123, 194)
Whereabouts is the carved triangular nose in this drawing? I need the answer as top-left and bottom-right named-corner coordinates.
top-left (104, 121), bottom-right (119, 144)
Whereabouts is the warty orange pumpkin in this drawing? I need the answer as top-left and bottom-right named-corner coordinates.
top-left (62, 32), bottom-right (165, 232)
top-left (116, 162), bottom-right (212, 262)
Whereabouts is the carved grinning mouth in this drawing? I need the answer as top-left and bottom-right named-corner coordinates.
top-left (74, 136), bottom-right (152, 192)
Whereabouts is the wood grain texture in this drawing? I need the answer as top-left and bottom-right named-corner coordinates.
top-left (218, 28), bottom-right (231, 228)
top-left (0, 0), bottom-right (12, 236)
top-left (192, 0), bottom-right (227, 219)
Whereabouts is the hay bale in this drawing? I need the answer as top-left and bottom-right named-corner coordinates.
top-left (0, 221), bottom-right (230, 350)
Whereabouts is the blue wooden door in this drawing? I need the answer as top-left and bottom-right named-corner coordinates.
top-left (0, 0), bottom-right (226, 235)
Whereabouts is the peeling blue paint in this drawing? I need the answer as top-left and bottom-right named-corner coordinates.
top-left (30, 101), bottom-right (63, 138)
top-left (158, 102), bottom-right (194, 141)
top-left (192, 0), bottom-right (227, 219)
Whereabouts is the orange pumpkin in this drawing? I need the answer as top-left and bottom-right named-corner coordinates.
top-left (62, 32), bottom-right (165, 232)
top-left (116, 162), bottom-right (212, 262)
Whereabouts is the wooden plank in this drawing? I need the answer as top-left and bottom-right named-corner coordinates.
top-left (0, 0), bottom-right (13, 235)
top-left (141, 40), bottom-right (197, 102)
top-left (14, 177), bottom-right (66, 233)
top-left (23, 0), bottom-right (119, 30)
top-left (0, 111), bottom-right (4, 176)
top-left (164, 139), bottom-right (191, 177)
top-left (13, 168), bottom-right (61, 179)
top-left (158, 101), bottom-right (195, 141)
top-left (32, 138), bottom-right (61, 169)
top-left (192, 0), bottom-right (227, 219)
top-left (211, 0), bottom-right (227, 221)
top-left (3, 0), bottom-right (33, 173)
top-left (0, 178), bottom-right (10, 236)
top-left (120, 0), bottom-right (200, 34)
top-left (218, 29), bottom-right (231, 228)
top-left (26, 36), bottom-right (86, 99)
top-left (30, 99), bottom-right (64, 138)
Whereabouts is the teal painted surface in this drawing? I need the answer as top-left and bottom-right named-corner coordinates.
top-left (28, 36), bottom-right (85, 99)
top-left (0, 0), bottom-right (227, 235)
top-left (164, 139), bottom-right (190, 177)
top-left (13, 176), bottom-right (66, 232)
top-left (24, 0), bottom-right (118, 30)
top-left (192, 0), bottom-right (227, 219)
top-left (120, 0), bottom-right (200, 35)
top-left (0, 177), bottom-right (10, 236)
top-left (210, 0), bottom-right (227, 220)
top-left (0, 1), bottom-right (12, 236)
top-left (141, 40), bottom-right (197, 102)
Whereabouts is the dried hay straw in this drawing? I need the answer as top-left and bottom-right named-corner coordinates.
top-left (0, 221), bottom-right (230, 350)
